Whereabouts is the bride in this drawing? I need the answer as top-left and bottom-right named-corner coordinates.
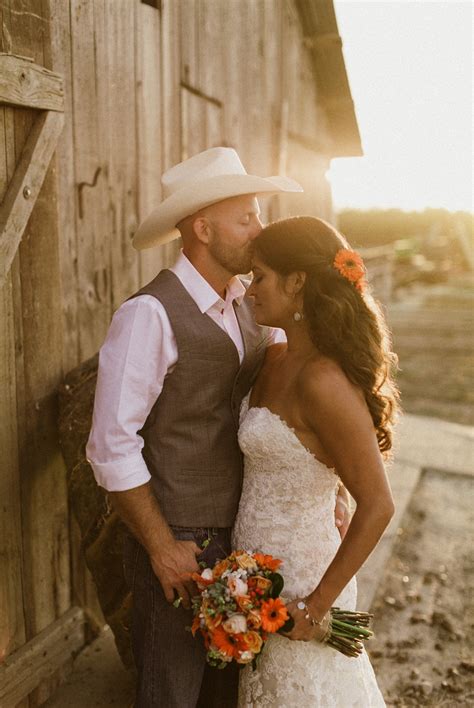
top-left (232, 216), bottom-right (398, 707)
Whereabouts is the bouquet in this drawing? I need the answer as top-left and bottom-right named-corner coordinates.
top-left (191, 550), bottom-right (374, 668)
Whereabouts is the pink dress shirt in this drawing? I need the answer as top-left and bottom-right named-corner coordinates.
top-left (86, 252), bottom-right (284, 492)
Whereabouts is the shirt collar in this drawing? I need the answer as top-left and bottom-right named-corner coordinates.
top-left (170, 251), bottom-right (246, 314)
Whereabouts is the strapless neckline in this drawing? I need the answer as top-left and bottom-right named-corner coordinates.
top-left (243, 395), bottom-right (336, 477)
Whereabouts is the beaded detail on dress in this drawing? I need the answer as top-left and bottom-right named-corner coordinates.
top-left (232, 394), bottom-right (386, 707)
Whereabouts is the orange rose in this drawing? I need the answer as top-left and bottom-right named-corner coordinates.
top-left (236, 594), bottom-right (254, 611)
top-left (241, 631), bottom-right (263, 654)
top-left (213, 559), bottom-right (231, 579)
top-left (246, 609), bottom-right (262, 630)
top-left (254, 576), bottom-right (272, 592)
top-left (236, 552), bottom-right (258, 571)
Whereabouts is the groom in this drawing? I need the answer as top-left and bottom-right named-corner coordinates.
top-left (87, 147), bottom-right (350, 707)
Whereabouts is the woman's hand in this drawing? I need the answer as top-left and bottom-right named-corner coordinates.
top-left (335, 484), bottom-right (352, 539)
top-left (281, 599), bottom-right (331, 642)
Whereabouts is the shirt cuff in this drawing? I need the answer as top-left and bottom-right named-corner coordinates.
top-left (88, 452), bottom-right (152, 492)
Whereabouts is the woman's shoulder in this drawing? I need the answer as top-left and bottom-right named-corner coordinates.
top-left (297, 355), bottom-right (359, 405)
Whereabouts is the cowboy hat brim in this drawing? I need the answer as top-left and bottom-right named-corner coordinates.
top-left (132, 173), bottom-right (303, 250)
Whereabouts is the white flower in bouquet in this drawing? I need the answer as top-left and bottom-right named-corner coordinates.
top-left (223, 614), bottom-right (248, 634)
top-left (227, 573), bottom-right (248, 597)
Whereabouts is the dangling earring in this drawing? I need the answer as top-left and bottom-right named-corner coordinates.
top-left (293, 311), bottom-right (304, 322)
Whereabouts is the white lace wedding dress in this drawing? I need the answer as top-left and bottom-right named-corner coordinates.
top-left (232, 395), bottom-right (386, 707)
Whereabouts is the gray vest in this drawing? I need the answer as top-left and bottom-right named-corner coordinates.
top-left (130, 269), bottom-right (270, 527)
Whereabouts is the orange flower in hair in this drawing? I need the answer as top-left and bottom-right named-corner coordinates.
top-left (333, 249), bottom-right (366, 291)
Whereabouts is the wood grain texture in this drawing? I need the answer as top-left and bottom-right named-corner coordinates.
top-left (70, 0), bottom-right (111, 360)
top-left (105, 0), bottom-right (139, 310)
top-left (0, 53), bottom-right (64, 111)
top-left (136, 2), bottom-right (170, 284)
top-left (0, 607), bottom-right (85, 707)
top-left (48, 0), bottom-right (80, 373)
top-left (0, 100), bottom-right (26, 666)
top-left (0, 109), bottom-right (64, 287)
top-left (159, 0), bottom-right (182, 266)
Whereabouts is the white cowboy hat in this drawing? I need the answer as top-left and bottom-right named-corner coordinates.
top-left (133, 147), bottom-right (303, 249)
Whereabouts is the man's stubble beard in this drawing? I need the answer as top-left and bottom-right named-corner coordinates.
top-left (208, 230), bottom-right (255, 276)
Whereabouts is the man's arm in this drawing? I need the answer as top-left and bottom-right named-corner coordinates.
top-left (109, 483), bottom-right (201, 608)
top-left (86, 297), bottom-right (200, 607)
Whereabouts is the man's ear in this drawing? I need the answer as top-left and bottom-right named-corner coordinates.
top-left (192, 216), bottom-right (211, 245)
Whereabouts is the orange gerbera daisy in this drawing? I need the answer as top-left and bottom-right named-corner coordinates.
top-left (260, 598), bottom-right (289, 633)
top-left (253, 553), bottom-right (283, 571)
top-left (212, 626), bottom-right (245, 659)
top-left (333, 249), bottom-right (366, 291)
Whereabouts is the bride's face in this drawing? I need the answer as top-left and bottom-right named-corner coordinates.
top-left (248, 256), bottom-right (295, 328)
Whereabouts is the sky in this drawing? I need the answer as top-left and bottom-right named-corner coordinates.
top-left (328, 0), bottom-right (473, 213)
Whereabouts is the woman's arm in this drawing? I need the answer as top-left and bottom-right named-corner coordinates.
top-left (287, 361), bottom-right (394, 640)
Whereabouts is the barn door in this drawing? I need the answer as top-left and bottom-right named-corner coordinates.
top-left (0, 54), bottom-right (64, 286)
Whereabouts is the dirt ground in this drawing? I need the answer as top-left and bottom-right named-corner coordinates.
top-left (368, 468), bottom-right (474, 707)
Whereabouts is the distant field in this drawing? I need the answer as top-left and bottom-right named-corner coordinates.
top-left (386, 280), bottom-right (474, 427)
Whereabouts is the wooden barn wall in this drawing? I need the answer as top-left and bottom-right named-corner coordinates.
top-left (1, 2), bottom-right (70, 704)
top-left (0, 0), bottom-right (335, 703)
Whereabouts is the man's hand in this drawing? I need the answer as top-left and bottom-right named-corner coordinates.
top-left (335, 484), bottom-right (352, 539)
top-left (150, 539), bottom-right (202, 609)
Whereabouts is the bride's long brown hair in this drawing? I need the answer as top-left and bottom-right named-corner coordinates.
top-left (255, 216), bottom-right (399, 455)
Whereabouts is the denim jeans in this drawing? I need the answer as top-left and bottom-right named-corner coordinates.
top-left (123, 526), bottom-right (239, 708)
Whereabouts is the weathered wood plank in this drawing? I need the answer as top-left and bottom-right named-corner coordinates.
top-left (48, 0), bottom-right (80, 373)
top-left (104, 0), bottom-right (139, 310)
top-left (0, 100), bottom-right (26, 667)
top-left (0, 607), bottom-right (85, 708)
top-left (221, 0), bottom-right (241, 148)
top-left (0, 109), bottom-right (64, 287)
top-left (179, 0), bottom-right (198, 87)
top-left (136, 1), bottom-right (168, 284)
top-left (70, 0), bottom-right (111, 360)
top-left (0, 53), bottom-right (64, 111)
top-left (48, 0), bottom-right (103, 634)
top-left (160, 0), bottom-right (181, 265)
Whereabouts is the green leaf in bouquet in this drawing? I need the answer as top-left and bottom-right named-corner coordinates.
top-left (268, 572), bottom-right (284, 598)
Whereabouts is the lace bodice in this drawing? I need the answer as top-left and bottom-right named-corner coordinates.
top-left (233, 394), bottom-right (354, 605)
top-left (232, 394), bottom-right (386, 707)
